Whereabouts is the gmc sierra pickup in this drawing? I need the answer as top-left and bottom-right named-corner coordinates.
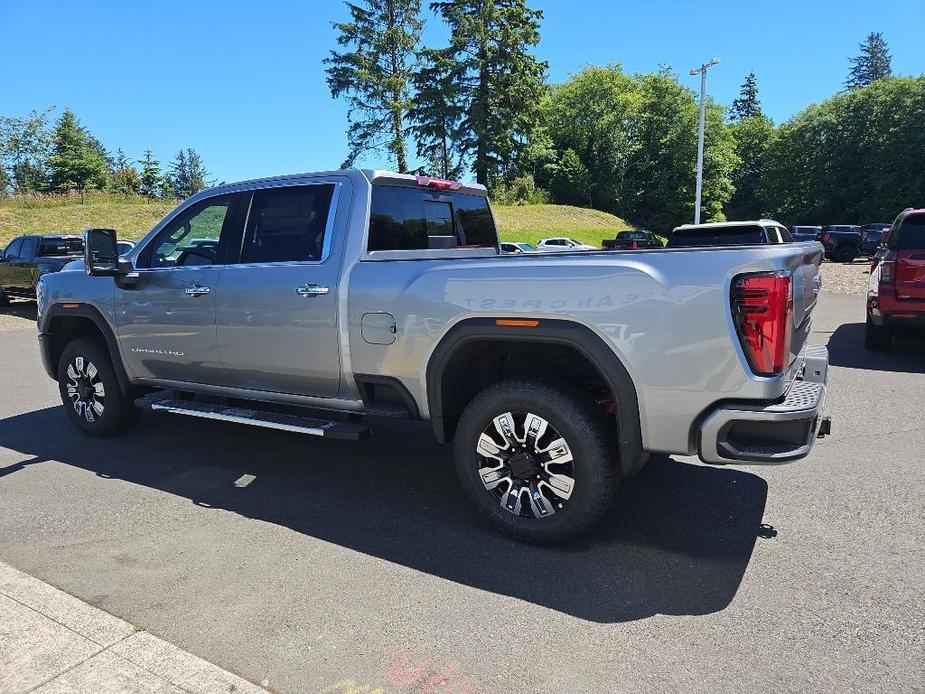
top-left (35, 169), bottom-right (831, 543)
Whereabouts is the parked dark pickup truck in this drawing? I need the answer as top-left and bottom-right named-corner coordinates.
top-left (820, 225), bottom-right (862, 262)
top-left (602, 230), bottom-right (663, 250)
top-left (0, 235), bottom-right (83, 302)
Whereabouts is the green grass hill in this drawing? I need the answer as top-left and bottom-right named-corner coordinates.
top-left (0, 193), bottom-right (632, 249)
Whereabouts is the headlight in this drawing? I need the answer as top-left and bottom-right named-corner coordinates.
top-left (36, 278), bottom-right (47, 323)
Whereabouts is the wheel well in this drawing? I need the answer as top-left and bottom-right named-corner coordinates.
top-left (426, 319), bottom-right (644, 476)
top-left (45, 313), bottom-right (131, 394)
top-left (437, 340), bottom-right (608, 436)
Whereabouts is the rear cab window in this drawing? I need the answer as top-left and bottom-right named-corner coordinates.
top-left (669, 224), bottom-right (765, 247)
top-left (367, 185), bottom-right (497, 253)
top-left (888, 214), bottom-right (925, 250)
top-left (38, 238), bottom-right (83, 256)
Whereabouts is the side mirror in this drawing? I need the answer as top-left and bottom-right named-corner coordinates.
top-left (83, 228), bottom-right (121, 277)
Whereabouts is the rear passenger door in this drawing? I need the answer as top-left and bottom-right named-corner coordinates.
top-left (213, 182), bottom-right (344, 397)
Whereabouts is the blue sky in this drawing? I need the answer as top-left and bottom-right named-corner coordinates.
top-left (1, 0), bottom-right (922, 183)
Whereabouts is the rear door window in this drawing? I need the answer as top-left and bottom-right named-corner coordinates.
top-left (890, 216), bottom-right (925, 250)
top-left (240, 185), bottom-right (335, 263)
top-left (368, 186), bottom-right (496, 252)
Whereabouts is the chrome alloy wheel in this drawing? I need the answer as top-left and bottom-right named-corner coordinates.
top-left (65, 356), bottom-right (105, 423)
top-left (475, 412), bottom-right (576, 519)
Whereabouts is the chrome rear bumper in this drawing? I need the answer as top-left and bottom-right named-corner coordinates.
top-left (698, 345), bottom-right (830, 465)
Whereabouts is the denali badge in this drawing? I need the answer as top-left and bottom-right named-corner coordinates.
top-left (130, 348), bottom-right (185, 357)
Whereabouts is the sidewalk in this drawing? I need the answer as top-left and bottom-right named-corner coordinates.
top-left (0, 561), bottom-right (269, 694)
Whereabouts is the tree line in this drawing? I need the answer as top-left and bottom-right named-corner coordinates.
top-left (0, 108), bottom-right (212, 199)
top-left (327, 1), bottom-right (920, 228)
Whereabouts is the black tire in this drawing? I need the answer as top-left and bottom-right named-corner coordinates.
top-left (834, 244), bottom-right (856, 263)
top-left (453, 379), bottom-right (619, 544)
top-left (0, 293), bottom-right (9, 307)
top-left (58, 337), bottom-right (137, 437)
top-left (864, 317), bottom-right (892, 351)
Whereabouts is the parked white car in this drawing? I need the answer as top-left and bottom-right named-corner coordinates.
top-left (536, 237), bottom-right (598, 252)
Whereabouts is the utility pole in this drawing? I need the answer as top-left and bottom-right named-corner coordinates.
top-left (689, 58), bottom-right (720, 224)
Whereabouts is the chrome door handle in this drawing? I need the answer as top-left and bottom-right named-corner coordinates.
top-left (295, 284), bottom-right (329, 297)
top-left (184, 284), bottom-right (211, 297)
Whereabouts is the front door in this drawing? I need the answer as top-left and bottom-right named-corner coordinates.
top-left (116, 194), bottom-right (242, 384)
top-left (214, 183), bottom-right (342, 397)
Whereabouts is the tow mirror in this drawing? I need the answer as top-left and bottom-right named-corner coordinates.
top-left (84, 228), bottom-right (121, 277)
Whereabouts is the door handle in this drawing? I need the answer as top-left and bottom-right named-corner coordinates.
top-left (184, 284), bottom-right (211, 297)
top-left (295, 284), bottom-right (329, 297)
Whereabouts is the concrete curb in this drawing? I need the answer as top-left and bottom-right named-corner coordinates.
top-left (0, 562), bottom-right (269, 694)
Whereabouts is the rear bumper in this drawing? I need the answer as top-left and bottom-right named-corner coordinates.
top-left (698, 344), bottom-right (830, 465)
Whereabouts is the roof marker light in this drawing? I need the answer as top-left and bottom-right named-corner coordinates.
top-left (416, 175), bottom-right (462, 191)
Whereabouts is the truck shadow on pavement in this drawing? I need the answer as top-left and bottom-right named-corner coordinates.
top-left (0, 407), bottom-right (769, 624)
top-left (826, 322), bottom-right (925, 373)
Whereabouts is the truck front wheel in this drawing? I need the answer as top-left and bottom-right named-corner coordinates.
top-left (453, 379), bottom-right (619, 544)
top-left (57, 337), bottom-right (137, 437)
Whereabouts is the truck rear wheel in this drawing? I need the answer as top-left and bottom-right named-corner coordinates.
top-left (453, 379), bottom-right (619, 544)
top-left (58, 337), bottom-right (137, 437)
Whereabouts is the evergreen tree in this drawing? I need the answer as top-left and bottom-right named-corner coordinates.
top-left (729, 71), bottom-right (762, 121)
top-left (47, 109), bottom-right (108, 193)
top-left (409, 47), bottom-right (466, 179)
top-left (184, 148), bottom-right (210, 195)
top-left (138, 149), bottom-right (161, 197)
top-left (845, 32), bottom-right (892, 90)
top-left (168, 149), bottom-right (191, 198)
top-left (432, 0), bottom-right (547, 186)
top-left (326, 0), bottom-right (423, 171)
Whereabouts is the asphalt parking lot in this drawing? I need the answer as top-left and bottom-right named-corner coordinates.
top-left (0, 292), bottom-right (922, 694)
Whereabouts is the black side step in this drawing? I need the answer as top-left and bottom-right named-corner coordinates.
top-left (135, 392), bottom-right (370, 441)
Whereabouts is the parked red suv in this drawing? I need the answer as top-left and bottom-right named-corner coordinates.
top-left (866, 208), bottom-right (925, 350)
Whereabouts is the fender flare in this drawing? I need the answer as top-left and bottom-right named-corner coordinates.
top-left (425, 317), bottom-right (643, 474)
top-left (40, 303), bottom-right (132, 395)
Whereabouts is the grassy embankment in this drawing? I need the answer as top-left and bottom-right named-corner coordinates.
top-left (0, 192), bottom-right (631, 248)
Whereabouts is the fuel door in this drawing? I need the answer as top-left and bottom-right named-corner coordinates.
top-left (361, 312), bottom-right (397, 345)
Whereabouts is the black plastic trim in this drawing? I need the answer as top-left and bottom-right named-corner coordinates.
top-left (425, 318), bottom-right (643, 475)
top-left (354, 374), bottom-right (421, 420)
top-left (41, 303), bottom-right (132, 395)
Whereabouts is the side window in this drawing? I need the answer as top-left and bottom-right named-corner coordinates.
top-left (145, 196), bottom-right (235, 268)
top-left (4, 239), bottom-right (23, 260)
top-left (239, 184), bottom-right (335, 264)
top-left (367, 186), bottom-right (496, 252)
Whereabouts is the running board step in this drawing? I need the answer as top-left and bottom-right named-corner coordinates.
top-left (135, 393), bottom-right (370, 441)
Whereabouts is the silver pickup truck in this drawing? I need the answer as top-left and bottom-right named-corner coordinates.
top-left (35, 169), bottom-right (830, 543)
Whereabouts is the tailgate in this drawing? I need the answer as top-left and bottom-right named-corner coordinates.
top-left (790, 248), bottom-right (823, 361)
top-left (895, 250), bottom-right (925, 300)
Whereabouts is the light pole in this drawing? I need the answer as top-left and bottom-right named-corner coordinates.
top-left (689, 57), bottom-right (720, 224)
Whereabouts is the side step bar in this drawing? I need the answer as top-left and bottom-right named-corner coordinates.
top-left (136, 392), bottom-right (370, 441)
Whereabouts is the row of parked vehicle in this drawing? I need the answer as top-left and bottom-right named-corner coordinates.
top-left (501, 220), bottom-right (894, 261)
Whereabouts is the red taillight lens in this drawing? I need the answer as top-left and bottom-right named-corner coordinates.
top-left (731, 273), bottom-right (793, 376)
top-left (880, 259), bottom-right (894, 284)
top-left (631, 240), bottom-right (638, 249)
top-left (415, 175), bottom-right (462, 191)
top-left (821, 232), bottom-right (831, 242)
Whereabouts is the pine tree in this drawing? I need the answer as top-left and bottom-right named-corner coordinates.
top-left (845, 32), bottom-right (892, 90)
top-left (409, 47), bottom-right (466, 179)
top-left (184, 148), bottom-right (211, 195)
top-left (138, 149), bottom-right (161, 197)
top-left (168, 149), bottom-right (191, 198)
top-left (0, 108), bottom-right (54, 192)
top-left (47, 109), bottom-right (108, 193)
top-left (326, 0), bottom-right (423, 171)
top-left (729, 71), bottom-right (762, 121)
top-left (432, 0), bottom-right (547, 186)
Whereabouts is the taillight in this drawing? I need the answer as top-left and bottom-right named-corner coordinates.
top-left (821, 232), bottom-right (831, 243)
top-left (631, 240), bottom-right (638, 250)
top-left (880, 259), bottom-right (895, 284)
top-left (731, 273), bottom-right (793, 376)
